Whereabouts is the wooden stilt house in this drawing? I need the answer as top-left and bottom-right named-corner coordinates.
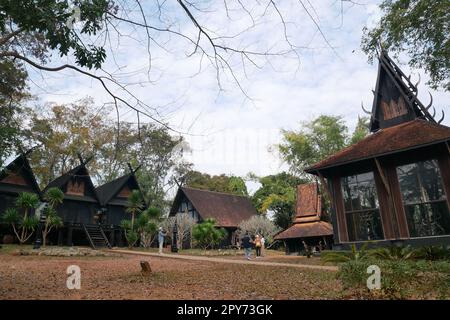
top-left (274, 183), bottom-right (333, 253)
top-left (43, 155), bottom-right (110, 248)
top-left (95, 164), bottom-right (147, 247)
top-left (0, 151), bottom-right (42, 242)
top-left (305, 50), bottom-right (450, 249)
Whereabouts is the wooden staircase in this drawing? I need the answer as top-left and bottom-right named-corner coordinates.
top-left (83, 224), bottom-right (111, 249)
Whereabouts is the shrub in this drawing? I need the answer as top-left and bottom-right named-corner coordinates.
top-left (192, 218), bottom-right (226, 250)
top-left (336, 259), bottom-right (450, 299)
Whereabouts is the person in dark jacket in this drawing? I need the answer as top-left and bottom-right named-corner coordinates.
top-left (241, 232), bottom-right (253, 260)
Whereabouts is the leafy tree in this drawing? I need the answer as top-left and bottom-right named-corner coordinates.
top-left (251, 172), bottom-right (305, 230)
top-left (182, 171), bottom-right (248, 196)
top-left (125, 190), bottom-right (144, 230)
top-left (362, 0), bottom-right (450, 91)
top-left (277, 115), bottom-right (349, 176)
top-left (2, 192), bottom-right (39, 244)
top-left (192, 218), bottom-right (226, 250)
top-left (42, 187), bottom-right (64, 247)
top-left (350, 117), bottom-right (370, 145)
top-left (238, 215), bottom-right (281, 243)
top-left (136, 207), bottom-right (161, 248)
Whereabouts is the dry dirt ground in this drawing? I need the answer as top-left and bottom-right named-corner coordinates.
top-left (0, 249), bottom-right (346, 300)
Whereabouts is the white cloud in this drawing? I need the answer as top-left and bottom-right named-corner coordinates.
top-left (26, 0), bottom-right (450, 182)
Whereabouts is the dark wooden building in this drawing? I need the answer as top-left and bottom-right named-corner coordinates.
top-left (95, 167), bottom-right (146, 247)
top-left (43, 157), bottom-right (109, 248)
top-left (0, 152), bottom-right (42, 215)
top-left (0, 152), bottom-right (42, 242)
top-left (274, 183), bottom-right (333, 254)
top-left (305, 50), bottom-right (450, 249)
top-left (169, 187), bottom-right (257, 247)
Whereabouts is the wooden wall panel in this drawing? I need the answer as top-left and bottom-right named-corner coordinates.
top-left (373, 169), bottom-right (396, 239)
top-left (386, 166), bottom-right (410, 239)
top-left (331, 176), bottom-right (348, 242)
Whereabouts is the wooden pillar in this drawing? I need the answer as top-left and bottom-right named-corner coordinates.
top-left (386, 166), bottom-right (410, 238)
top-left (66, 226), bottom-right (73, 246)
top-left (57, 228), bottom-right (64, 246)
top-left (109, 229), bottom-right (115, 247)
top-left (373, 161), bottom-right (396, 239)
top-left (331, 176), bottom-right (348, 243)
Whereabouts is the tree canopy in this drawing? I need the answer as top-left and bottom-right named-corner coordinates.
top-left (277, 115), bottom-right (369, 176)
top-left (362, 0), bottom-right (450, 91)
top-left (181, 171), bottom-right (248, 196)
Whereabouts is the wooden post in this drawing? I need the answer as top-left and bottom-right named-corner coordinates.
top-left (316, 171), bottom-right (333, 201)
top-left (109, 229), bottom-right (115, 247)
top-left (66, 226), bottom-right (73, 246)
top-left (140, 261), bottom-right (152, 275)
top-left (375, 158), bottom-right (391, 195)
top-left (57, 229), bottom-right (63, 246)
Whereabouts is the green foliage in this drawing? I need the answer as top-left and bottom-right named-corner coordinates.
top-left (337, 259), bottom-right (450, 299)
top-left (44, 187), bottom-right (64, 208)
top-left (251, 172), bottom-right (305, 229)
top-left (41, 206), bottom-right (63, 247)
top-left (2, 207), bottom-right (19, 224)
top-left (277, 115), bottom-right (349, 175)
top-left (1, 0), bottom-right (110, 69)
top-left (413, 245), bottom-right (450, 261)
top-left (21, 215), bottom-right (39, 229)
top-left (126, 189), bottom-right (143, 230)
top-left (136, 208), bottom-right (161, 248)
top-left (362, 0), bottom-right (450, 91)
top-left (322, 243), bottom-right (371, 264)
top-left (120, 219), bottom-right (132, 231)
top-left (369, 245), bottom-right (417, 261)
top-left (123, 230), bottom-right (139, 249)
top-left (350, 117), bottom-right (370, 145)
top-left (183, 171), bottom-right (248, 196)
top-left (192, 219), bottom-right (227, 250)
top-left (15, 192), bottom-right (39, 212)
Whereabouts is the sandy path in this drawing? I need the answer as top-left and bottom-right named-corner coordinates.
top-left (108, 249), bottom-right (338, 271)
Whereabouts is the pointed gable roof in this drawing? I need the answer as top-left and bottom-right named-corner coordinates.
top-left (0, 152), bottom-right (42, 198)
top-left (44, 159), bottom-right (99, 203)
top-left (95, 172), bottom-right (145, 207)
top-left (169, 187), bottom-right (257, 228)
top-left (275, 183), bottom-right (333, 240)
top-left (368, 50), bottom-right (438, 132)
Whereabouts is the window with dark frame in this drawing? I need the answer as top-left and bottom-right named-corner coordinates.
top-left (341, 172), bottom-right (384, 241)
top-left (397, 160), bottom-right (450, 238)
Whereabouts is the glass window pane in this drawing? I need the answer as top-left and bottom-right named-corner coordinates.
top-left (397, 160), bottom-right (450, 238)
top-left (346, 210), bottom-right (384, 241)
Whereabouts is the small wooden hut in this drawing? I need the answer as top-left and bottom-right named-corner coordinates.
top-left (274, 183), bottom-right (333, 254)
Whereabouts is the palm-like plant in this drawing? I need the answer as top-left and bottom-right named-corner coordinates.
top-left (369, 245), bottom-right (416, 261)
top-left (136, 208), bottom-right (160, 248)
top-left (322, 243), bottom-right (371, 264)
top-left (126, 190), bottom-right (143, 230)
top-left (8, 192), bottom-right (40, 244)
top-left (42, 187), bottom-right (65, 247)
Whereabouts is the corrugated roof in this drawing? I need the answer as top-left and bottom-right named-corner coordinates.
top-left (306, 119), bottom-right (450, 172)
top-left (170, 187), bottom-right (257, 228)
top-left (274, 221), bottom-right (333, 240)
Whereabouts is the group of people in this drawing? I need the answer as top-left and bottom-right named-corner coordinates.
top-left (240, 232), bottom-right (265, 260)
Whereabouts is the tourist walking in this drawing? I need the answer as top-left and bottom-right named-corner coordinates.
top-left (254, 234), bottom-right (262, 258)
top-left (158, 227), bottom-right (166, 254)
top-left (260, 235), bottom-right (265, 257)
top-left (241, 232), bottom-right (253, 260)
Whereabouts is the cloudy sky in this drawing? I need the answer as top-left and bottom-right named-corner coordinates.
top-left (26, 0), bottom-right (449, 192)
